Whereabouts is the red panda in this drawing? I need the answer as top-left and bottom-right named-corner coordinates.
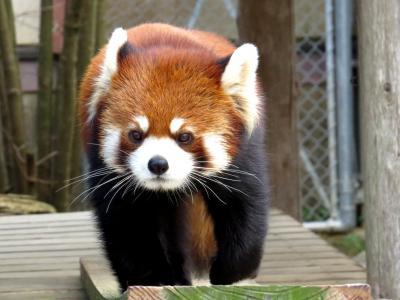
top-left (79, 23), bottom-right (269, 289)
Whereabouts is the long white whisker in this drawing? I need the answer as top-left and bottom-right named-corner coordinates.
top-left (106, 175), bottom-right (134, 213)
top-left (103, 173), bottom-right (132, 199)
top-left (57, 168), bottom-right (114, 192)
top-left (132, 188), bottom-right (146, 204)
top-left (122, 176), bottom-right (138, 198)
top-left (189, 175), bottom-right (210, 199)
top-left (70, 173), bottom-right (124, 206)
top-left (193, 171), bottom-right (250, 197)
top-left (190, 174), bottom-right (226, 205)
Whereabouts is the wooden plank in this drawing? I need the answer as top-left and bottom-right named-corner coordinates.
top-left (268, 221), bottom-right (303, 228)
top-left (80, 256), bottom-right (122, 300)
top-left (0, 276), bottom-right (82, 292)
top-left (261, 259), bottom-right (360, 269)
top-left (0, 219), bottom-right (95, 230)
top-left (0, 262), bottom-right (81, 273)
top-left (257, 272), bottom-right (367, 283)
top-left (0, 225), bottom-right (96, 236)
top-left (0, 236), bottom-right (100, 247)
top-left (261, 258), bottom-right (362, 269)
top-left (261, 251), bottom-right (348, 261)
top-left (126, 285), bottom-right (371, 300)
top-left (0, 231), bottom-right (97, 241)
top-left (267, 232), bottom-right (323, 240)
top-left (0, 211), bottom-right (92, 223)
top-left (0, 242), bottom-right (100, 253)
top-left (0, 270), bottom-right (80, 278)
top-left (81, 256), bottom-right (370, 300)
top-left (268, 226), bottom-right (318, 233)
top-left (260, 264), bottom-right (364, 274)
top-left (265, 239), bottom-right (330, 248)
top-left (0, 290), bottom-right (87, 300)
top-left (0, 249), bottom-right (102, 259)
top-left (0, 209), bottom-right (369, 298)
top-left (0, 256), bottom-right (81, 266)
top-left (265, 245), bottom-right (338, 253)
top-left (270, 209), bottom-right (284, 215)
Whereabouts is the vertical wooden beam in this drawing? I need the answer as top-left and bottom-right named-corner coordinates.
top-left (358, 1), bottom-right (400, 299)
top-left (53, 0), bottom-right (85, 211)
top-left (0, 0), bottom-right (28, 193)
top-left (36, 0), bottom-right (54, 203)
top-left (0, 48), bottom-right (11, 193)
top-left (237, 0), bottom-right (299, 219)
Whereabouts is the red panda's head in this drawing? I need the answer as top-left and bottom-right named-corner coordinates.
top-left (85, 28), bottom-right (261, 191)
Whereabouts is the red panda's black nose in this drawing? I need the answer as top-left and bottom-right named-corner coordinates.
top-left (148, 156), bottom-right (169, 175)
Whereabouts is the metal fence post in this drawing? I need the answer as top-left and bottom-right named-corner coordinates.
top-left (335, 0), bottom-right (356, 229)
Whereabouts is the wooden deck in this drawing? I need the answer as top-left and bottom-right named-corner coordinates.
top-left (0, 209), bottom-right (366, 300)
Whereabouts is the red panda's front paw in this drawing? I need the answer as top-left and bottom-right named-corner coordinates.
top-left (209, 261), bottom-right (237, 285)
top-left (209, 256), bottom-right (260, 285)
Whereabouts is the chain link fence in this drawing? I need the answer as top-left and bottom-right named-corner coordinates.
top-left (104, 0), bottom-right (338, 222)
top-left (295, 0), bottom-right (338, 222)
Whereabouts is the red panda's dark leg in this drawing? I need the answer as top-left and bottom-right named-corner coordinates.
top-left (204, 184), bottom-right (268, 284)
top-left (202, 129), bottom-right (269, 284)
top-left (91, 184), bottom-right (192, 289)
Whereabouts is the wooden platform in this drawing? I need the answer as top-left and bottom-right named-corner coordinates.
top-left (0, 209), bottom-right (366, 299)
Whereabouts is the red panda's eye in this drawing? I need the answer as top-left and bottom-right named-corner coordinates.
top-left (128, 130), bottom-right (143, 144)
top-left (177, 132), bottom-right (193, 145)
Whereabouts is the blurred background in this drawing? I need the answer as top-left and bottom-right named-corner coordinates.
top-left (1, 0), bottom-right (361, 260)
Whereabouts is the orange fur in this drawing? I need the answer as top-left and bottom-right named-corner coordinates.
top-left (79, 23), bottom-right (243, 155)
top-left (185, 192), bottom-right (217, 272)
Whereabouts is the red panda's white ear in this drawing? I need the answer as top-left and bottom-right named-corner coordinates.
top-left (221, 44), bottom-right (260, 134)
top-left (103, 28), bottom-right (128, 78)
top-left (87, 28), bottom-right (127, 121)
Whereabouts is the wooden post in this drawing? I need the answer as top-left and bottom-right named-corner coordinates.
top-left (0, 49), bottom-right (10, 193)
top-left (36, 0), bottom-right (54, 203)
top-left (237, 1), bottom-right (300, 219)
top-left (0, 0), bottom-right (28, 193)
top-left (53, 0), bottom-right (84, 211)
top-left (358, 1), bottom-right (400, 299)
top-left (0, 109), bottom-right (8, 193)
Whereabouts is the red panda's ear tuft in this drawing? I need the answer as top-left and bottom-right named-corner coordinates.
top-left (217, 55), bottom-right (232, 71)
top-left (87, 28), bottom-right (128, 121)
top-left (118, 41), bottom-right (135, 65)
top-left (221, 44), bottom-right (260, 135)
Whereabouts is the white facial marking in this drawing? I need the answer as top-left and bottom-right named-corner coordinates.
top-left (135, 115), bottom-right (149, 133)
top-left (169, 118), bottom-right (185, 134)
top-left (88, 28), bottom-right (128, 121)
top-left (101, 127), bottom-right (124, 173)
top-left (221, 43), bottom-right (260, 134)
top-left (128, 136), bottom-right (194, 190)
top-left (203, 134), bottom-right (230, 173)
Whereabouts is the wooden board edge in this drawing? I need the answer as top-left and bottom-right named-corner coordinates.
top-left (126, 284), bottom-right (372, 300)
top-left (80, 257), bottom-right (126, 300)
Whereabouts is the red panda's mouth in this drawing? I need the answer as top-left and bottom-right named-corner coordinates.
top-left (150, 176), bottom-right (167, 181)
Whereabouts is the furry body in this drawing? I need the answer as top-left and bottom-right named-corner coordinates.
top-left (79, 23), bottom-right (269, 290)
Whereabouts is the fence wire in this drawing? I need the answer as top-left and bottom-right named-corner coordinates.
top-left (295, 0), bottom-right (337, 221)
top-left (104, 0), bottom-right (337, 222)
